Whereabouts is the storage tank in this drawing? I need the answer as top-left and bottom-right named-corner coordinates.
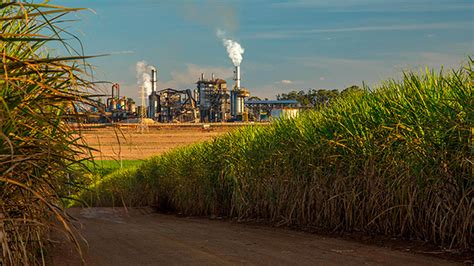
top-left (110, 99), bottom-right (117, 111)
top-left (230, 90), bottom-right (238, 116)
top-left (129, 103), bottom-right (136, 113)
top-left (148, 93), bottom-right (159, 118)
top-left (283, 108), bottom-right (299, 118)
top-left (270, 108), bottom-right (299, 120)
top-left (118, 98), bottom-right (126, 110)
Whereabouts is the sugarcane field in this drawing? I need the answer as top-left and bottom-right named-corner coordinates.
top-left (1, 1), bottom-right (472, 265)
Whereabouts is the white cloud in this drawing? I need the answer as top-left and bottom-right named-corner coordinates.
top-left (275, 79), bottom-right (306, 85)
top-left (319, 76), bottom-right (326, 81)
top-left (245, 22), bottom-right (472, 40)
top-left (270, 0), bottom-right (473, 12)
top-left (109, 50), bottom-right (135, 55)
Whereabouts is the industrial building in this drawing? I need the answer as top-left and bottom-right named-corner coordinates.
top-left (196, 73), bottom-right (230, 122)
top-left (147, 69), bottom-right (197, 123)
top-left (145, 65), bottom-right (250, 123)
top-left (102, 83), bottom-right (137, 122)
top-left (246, 99), bottom-right (300, 121)
top-left (84, 64), bottom-right (301, 124)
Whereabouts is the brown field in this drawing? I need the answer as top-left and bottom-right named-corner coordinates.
top-left (79, 124), bottom-right (245, 160)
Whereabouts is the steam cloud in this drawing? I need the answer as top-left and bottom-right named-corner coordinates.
top-left (136, 61), bottom-right (156, 99)
top-left (217, 29), bottom-right (244, 66)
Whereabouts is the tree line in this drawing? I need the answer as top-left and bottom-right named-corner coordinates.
top-left (275, 85), bottom-right (364, 108)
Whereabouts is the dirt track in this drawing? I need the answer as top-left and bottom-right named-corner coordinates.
top-left (50, 208), bottom-right (454, 265)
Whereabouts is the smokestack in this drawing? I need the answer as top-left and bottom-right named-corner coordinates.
top-left (151, 69), bottom-right (156, 93)
top-left (234, 66), bottom-right (240, 90)
top-left (201, 73), bottom-right (204, 81)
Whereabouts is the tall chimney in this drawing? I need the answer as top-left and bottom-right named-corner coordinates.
top-left (234, 66), bottom-right (240, 90)
top-left (151, 69), bottom-right (156, 93)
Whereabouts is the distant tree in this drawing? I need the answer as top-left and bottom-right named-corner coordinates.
top-left (277, 91), bottom-right (298, 101)
top-left (277, 88), bottom-right (341, 108)
top-left (341, 85), bottom-right (363, 96)
top-left (312, 89), bottom-right (339, 107)
top-left (277, 90), bottom-right (312, 107)
top-left (275, 85), bottom-right (368, 109)
top-left (248, 96), bottom-right (261, 101)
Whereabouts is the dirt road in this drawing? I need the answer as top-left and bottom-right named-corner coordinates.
top-left (49, 208), bottom-right (453, 265)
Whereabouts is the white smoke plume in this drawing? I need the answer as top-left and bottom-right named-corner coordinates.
top-left (136, 61), bottom-right (156, 99)
top-left (217, 29), bottom-right (244, 66)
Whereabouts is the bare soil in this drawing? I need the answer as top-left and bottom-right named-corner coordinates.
top-left (79, 125), bottom-right (237, 160)
top-left (49, 208), bottom-right (456, 265)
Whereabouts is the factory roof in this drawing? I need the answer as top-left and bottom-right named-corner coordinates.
top-left (245, 100), bottom-right (299, 105)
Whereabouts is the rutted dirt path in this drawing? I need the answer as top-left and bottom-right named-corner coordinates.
top-left (50, 208), bottom-right (454, 265)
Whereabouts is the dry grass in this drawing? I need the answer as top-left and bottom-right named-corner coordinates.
top-left (1, 2), bottom-right (93, 265)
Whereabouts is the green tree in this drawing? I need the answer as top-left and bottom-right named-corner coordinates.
top-left (278, 88), bottom-right (344, 108)
top-left (248, 96), bottom-right (261, 101)
top-left (341, 85), bottom-right (363, 96)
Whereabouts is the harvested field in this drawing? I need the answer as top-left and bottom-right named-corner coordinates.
top-left (79, 124), bottom-right (246, 160)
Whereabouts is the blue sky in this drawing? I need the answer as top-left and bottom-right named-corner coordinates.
top-left (54, 0), bottom-right (473, 99)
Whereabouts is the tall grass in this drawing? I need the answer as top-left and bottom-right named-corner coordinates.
top-left (1, 2), bottom-right (93, 264)
top-left (83, 60), bottom-right (473, 250)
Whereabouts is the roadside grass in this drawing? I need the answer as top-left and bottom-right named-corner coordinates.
top-left (85, 160), bottom-right (144, 177)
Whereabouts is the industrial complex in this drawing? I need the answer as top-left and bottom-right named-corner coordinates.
top-left (86, 64), bottom-right (299, 124)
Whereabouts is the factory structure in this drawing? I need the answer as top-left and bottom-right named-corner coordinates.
top-left (142, 64), bottom-right (253, 123)
top-left (102, 83), bottom-right (137, 122)
top-left (91, 64), bottom-right (299, 123)
top-left (70, 34), bottom-right (302, 124)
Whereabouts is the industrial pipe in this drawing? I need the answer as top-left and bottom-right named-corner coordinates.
top-left (112, 83), bottom-right (120, 99)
